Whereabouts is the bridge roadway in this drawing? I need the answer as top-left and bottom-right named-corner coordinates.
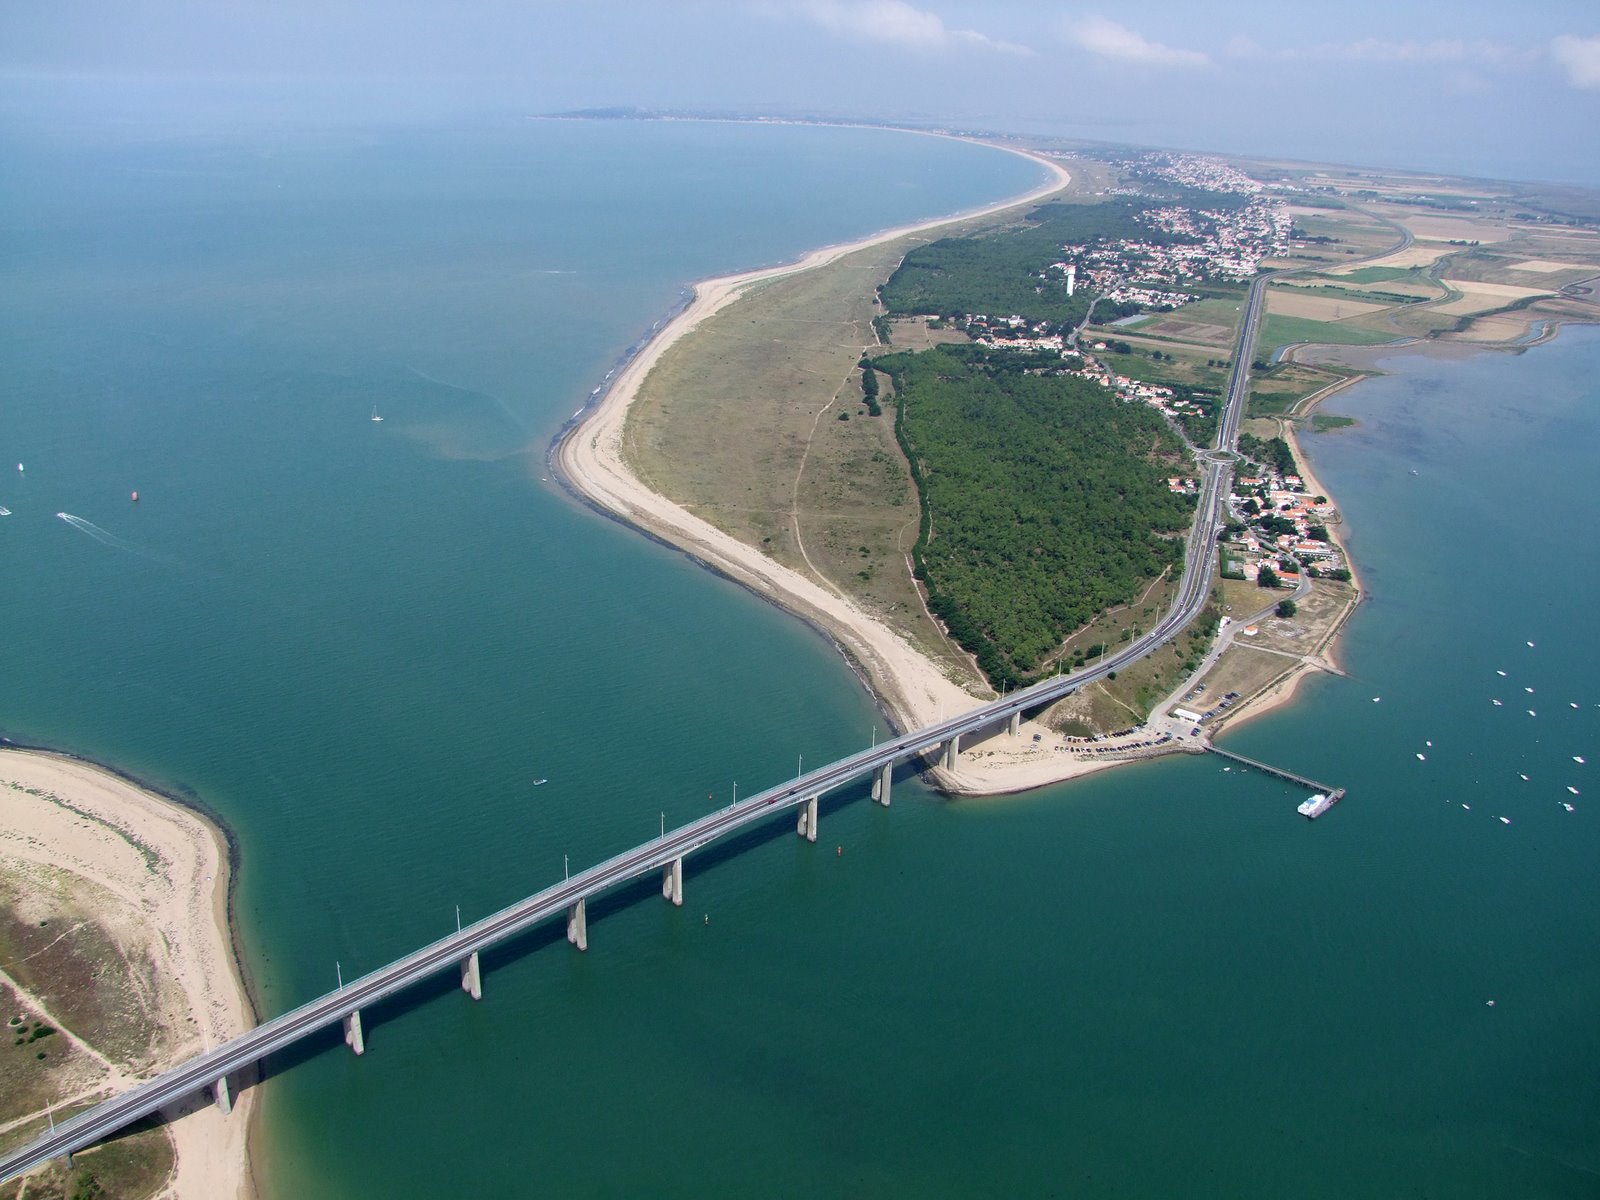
top-left (0, 279), bottom-right (1278, 1186)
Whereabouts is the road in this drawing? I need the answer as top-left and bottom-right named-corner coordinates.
top-left (0, 259), bottom-right (1275, 1188)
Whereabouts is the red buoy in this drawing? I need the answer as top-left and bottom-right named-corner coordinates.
top-left (131, 491), bottom-right (139, 502)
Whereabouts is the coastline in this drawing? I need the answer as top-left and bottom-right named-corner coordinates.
top-left (556, 138), bottom-right (1116, 793)
top-left (0, 746), bottom-right (255, 1198)
top-left (552, 138), bottom-right (1351, 793)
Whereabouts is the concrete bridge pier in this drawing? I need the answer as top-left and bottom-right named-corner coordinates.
top-left (566, 898), bottom-right (588, 951)
top-left (942, 734), bottom-right (961, 771)
top-left (871, 762), bottom-right (892, 807)
top-left (460, 951), bottom-right (482, 1000)
top-left (662, 858), bottom-right (683, 906)
top-left (213, 1073), bottom-right (232, 1115)
top-left (343, 1010), bottom-right (365, 1056)
top-left (796, 796), bottom-right (818, 842)
top-left (1008, 711), bottom-right (1021, 737)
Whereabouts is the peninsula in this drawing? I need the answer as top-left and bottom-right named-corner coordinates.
top-left (558, 131), bottom-right (1600, 793)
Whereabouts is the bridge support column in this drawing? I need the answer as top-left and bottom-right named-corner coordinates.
top-left (567, 898), bottom-right (588, 952)
top-left (796, 795), bottom-right (818, 842)
top-left (1008, 711), bottom-right (1021, 737)
top-left (942, 734), bottom-right (961, 771)
top-left (662, 858), bottom-right (683, 907)
top-left (871, 762), bottom-right (892, 807)
top-left (343, 1010), bottom-right (365, 1056)
top-left (214, 1073), bottom-right (232, 1115)
top-left (460, 950), bottom-right (482, 1000)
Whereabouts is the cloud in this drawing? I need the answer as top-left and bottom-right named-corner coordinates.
top-left (1064, 15), bottom-right (1210, 69)
top-left (787, 1), bottom-right (1032, 56)
top-left (1240, 37), bottom-right (1531, 66)
top-left (1551, 34), bottom-right (1600, 88)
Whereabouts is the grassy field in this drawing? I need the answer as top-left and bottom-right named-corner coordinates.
top-left (1334, 265), bottom-right (1415, 284)
top-left (1257, 313), bottom-right (1396, 353)
top-left (626, 215), bottom-right (1034, 679)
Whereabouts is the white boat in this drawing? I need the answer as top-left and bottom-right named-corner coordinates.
top-left (1297, 793), bottom-right (1334, 819)
top-left (371, 406), bottom-right (384, 423)
top-left (532, 778), bottom-right (548, 787)
top-left (0, 506), bottom-right (10, 517)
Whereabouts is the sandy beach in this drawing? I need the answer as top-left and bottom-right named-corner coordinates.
top-left (555, 141), bottom-right (1193, 793)
top-left (0, 749), bottom-right (254, 1198)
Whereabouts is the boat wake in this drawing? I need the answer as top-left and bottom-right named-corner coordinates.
top-left (55, 512), bottom-right (165, 563)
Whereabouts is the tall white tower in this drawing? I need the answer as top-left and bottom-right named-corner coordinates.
top-left (1065, 264), bottom-right (1076, 296)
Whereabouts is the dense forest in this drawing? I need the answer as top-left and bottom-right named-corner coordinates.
top-left (879, 199), bottom-right (1170, 326)
top-left (876, 344), bottom-right (1196, 688)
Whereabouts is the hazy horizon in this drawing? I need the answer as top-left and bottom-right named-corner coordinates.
top-left (3, 1), bottom-right (1598, 187)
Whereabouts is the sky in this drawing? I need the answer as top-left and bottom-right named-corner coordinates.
top-left (3, 0), bottom-right (1598, 185)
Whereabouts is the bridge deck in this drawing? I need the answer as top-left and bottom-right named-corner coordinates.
top-left (0, 269), bottom-right (1302, 1187)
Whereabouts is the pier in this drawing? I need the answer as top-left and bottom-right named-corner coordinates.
top-left (1205, 744), bottom-right (1343, 801)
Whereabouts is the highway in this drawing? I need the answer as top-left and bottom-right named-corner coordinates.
top-left (0, 271), bottom-right (1272, 1188)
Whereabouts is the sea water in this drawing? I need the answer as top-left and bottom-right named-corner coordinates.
top-left (2, 112), bottom-right (1597, 1196)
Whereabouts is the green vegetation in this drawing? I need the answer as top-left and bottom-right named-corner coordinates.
top-left (880, 200), bottom-right (1171, 326)
top-left (1310, 412), bottom-right (1356, 431)
top-left (1276, 598), bottom-right (1298, 618)
top-left (1257, 313), bottom-right (1395, 351)
top-left (1238, 432), bottom-right (1298, 476)
top-left (858, 361), bottom-right (881, 416)
top-left (877, 344), bottom-right (1194, 688)
top-left (1333, 266), bottom-right (1414, 284)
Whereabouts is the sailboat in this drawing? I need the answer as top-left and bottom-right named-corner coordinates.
top-left (370, 405), bottom-right (384, 423)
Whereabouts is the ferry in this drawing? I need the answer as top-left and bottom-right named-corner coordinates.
top-left (1297, 792), bottom-right (1336, 820)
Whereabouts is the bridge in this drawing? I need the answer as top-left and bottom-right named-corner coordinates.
top-left (2, 273), bottom-right (1286, 1184)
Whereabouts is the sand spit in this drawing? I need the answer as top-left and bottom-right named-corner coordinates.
top-left (555, 141), bottom-right (1220, 793)
top-left (0, 749), bottom-right (254, 1198)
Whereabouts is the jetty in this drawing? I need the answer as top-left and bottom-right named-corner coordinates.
top-left (1205, 744), bottom-right (1344, 806)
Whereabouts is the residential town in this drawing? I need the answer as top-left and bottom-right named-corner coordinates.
top-left (1221, 459), bottom-right (1350, 588)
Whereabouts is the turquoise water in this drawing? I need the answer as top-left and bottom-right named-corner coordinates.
top-left (3, 114), bottom-right (1597, 1196)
